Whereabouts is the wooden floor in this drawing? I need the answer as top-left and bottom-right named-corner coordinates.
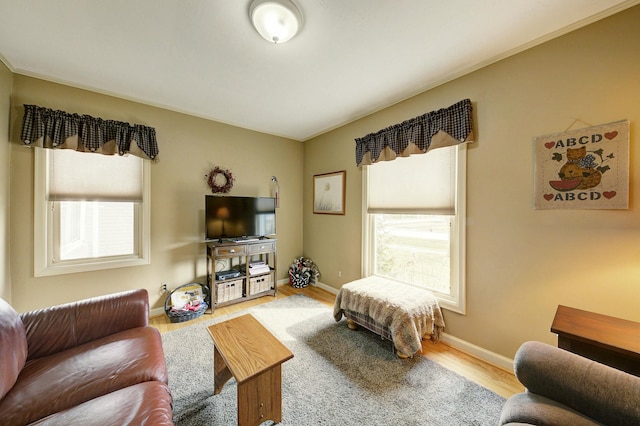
top-left (150, 284), bottom-right (524, 399)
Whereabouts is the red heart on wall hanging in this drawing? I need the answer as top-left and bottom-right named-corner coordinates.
top-left (604, 131), bottom-right (618, 140)
top-left (603, 191), bottom-right (617, 199)
top-left (544, 142), bottom-right (555, 149)
top-left (543, 194), bottom-right (554, 201)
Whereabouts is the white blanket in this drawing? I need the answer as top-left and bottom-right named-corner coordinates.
top-left (333, 276), bottom-right (445, 356)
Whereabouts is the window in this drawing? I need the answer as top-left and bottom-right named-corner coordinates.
top-left (363, 145), bottom-right (466, 313)
top-left (34, 149), bottom-right (150, 276)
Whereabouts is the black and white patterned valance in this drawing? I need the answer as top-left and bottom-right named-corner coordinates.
top-left (355, 99), bottom-right (473, 167)
top-left (20, 104), bottom-right (159, 160)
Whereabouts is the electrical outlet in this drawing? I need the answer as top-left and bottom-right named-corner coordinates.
top-left (160, 283), bottom-right (168, 293)
top-left (338, 270), bottom-right (342, 277)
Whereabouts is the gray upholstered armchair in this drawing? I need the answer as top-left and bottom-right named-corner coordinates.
top-left (500, 341), bottom-right (640, 425)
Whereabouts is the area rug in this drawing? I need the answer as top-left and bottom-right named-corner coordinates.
top-left (161, 294), bottom-right (505, 425)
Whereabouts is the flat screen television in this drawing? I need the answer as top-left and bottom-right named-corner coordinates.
top-left (205, 196), bottom-right (276, 240)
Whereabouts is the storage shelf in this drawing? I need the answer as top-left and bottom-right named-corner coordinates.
top-left (206, 239), bottom-right (277, 312)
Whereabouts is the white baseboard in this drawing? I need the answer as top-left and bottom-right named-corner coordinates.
top-left (276, 279), bottom-right (338, 295)
top-left (311, 280), bottom-right (339, 295)
top-left (439, 332), bottom-right (515, 372)
top-left (150, 306), bottom-right (165, 318)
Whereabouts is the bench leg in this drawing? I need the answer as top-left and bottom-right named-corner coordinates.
top-left (237, 365), bottom-right (282, 426)
top-left (213, 345), bottom-right (233, 395)
top-left (396, 350), bottom-right (409, 359)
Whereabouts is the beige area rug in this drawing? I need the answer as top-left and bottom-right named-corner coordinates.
top-left (161, 294), bottom-right (505, 425)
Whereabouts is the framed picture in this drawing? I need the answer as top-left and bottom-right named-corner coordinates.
top-left (313, 171), bottom-right (346, 215)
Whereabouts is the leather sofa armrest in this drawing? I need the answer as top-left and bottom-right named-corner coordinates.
top-left (20, 289), bottom-right (150, 360)
top-left (514, 341), bottom-right (640, 425)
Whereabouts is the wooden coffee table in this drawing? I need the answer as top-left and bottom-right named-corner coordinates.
top-left (207, 314), bottom-right (293, 426)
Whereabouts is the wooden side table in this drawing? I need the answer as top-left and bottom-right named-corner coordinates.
top-left (207, 314), bottom-right (293, 426)
top-left (551, 305), bottom-right (640, 377)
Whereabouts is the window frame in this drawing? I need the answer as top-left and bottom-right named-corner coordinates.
top-left (34, 148), bottom-right (150, 277)
top-left (362, 144), bottom-right (466, 314)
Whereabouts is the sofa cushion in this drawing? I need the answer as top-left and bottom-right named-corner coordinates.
top-left (0, 326), bottom-right (167, 425)
top-left (20, 289), bottom-right (150, 361)
top-left (499, 392), bottom-right (599, 426)
top-left (29, 381), bottom-right (173, 426)
top-left (0, 297), bottom-right (28, 401)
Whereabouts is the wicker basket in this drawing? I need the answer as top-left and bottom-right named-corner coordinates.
top-left (249, 273), bottom-right (273, 295)
top-left (164, 283), bottom-right (209, 323)
top-left (215, 279), bottom-right (243, 303)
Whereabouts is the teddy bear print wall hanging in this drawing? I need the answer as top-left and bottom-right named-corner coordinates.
top-left (533, 120), bottom-right (629, 210)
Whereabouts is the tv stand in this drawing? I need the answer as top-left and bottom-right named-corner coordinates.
top-left (233, 238), bottom-right (260, 243)
top-left (205, 238), bottom-right (277, 312)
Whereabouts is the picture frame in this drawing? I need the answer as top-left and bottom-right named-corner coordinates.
top-left (313, 170), bottom-right (346, 215)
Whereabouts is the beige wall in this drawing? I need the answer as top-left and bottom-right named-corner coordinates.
top-left (304, 6), bottom-right (640, 359)
top-left (3, 6), bottom-right (639, 360)
top-left (8, 76), bottom-right (303, 312)
top-left (0, 61), bottom-right (11, 301)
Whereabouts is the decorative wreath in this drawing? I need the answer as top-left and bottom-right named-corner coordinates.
top-left (206, 166), bottom-right (235, 193)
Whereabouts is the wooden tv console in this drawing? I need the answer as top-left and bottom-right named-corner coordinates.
top-left (205, 238), bottom-right (277, 312)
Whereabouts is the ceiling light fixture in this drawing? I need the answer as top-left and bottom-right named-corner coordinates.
top-left (249, 0), bottom-right (303, 44)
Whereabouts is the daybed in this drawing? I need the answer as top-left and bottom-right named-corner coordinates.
top-left (0, 289), bottom-right (173, 425)
top-left (333, 276), bottom-right (445, 358)
top-left (500, 341), bottom-right (640, 425)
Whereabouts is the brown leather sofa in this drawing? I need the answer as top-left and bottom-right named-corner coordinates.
top-left (0, 289), bottom-right (173, 425)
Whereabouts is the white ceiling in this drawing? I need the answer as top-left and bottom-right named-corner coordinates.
top-left (0, 0), bottom-right (637, 141)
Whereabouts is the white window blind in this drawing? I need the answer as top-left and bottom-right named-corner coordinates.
top-left (48, 149), bottom-right (143, 201)
top-left (34, 148), bottom-right (150, 277)
top-left (367, 146), bottom-right (457, 215)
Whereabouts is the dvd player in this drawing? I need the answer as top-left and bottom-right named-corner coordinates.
top-left (215, 270), bottom-right (242, 280)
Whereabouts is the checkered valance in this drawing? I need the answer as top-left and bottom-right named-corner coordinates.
top-left (20, 104), bottom-right (159, 160)
top-left (355, 99), bottom-right (473, 167)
